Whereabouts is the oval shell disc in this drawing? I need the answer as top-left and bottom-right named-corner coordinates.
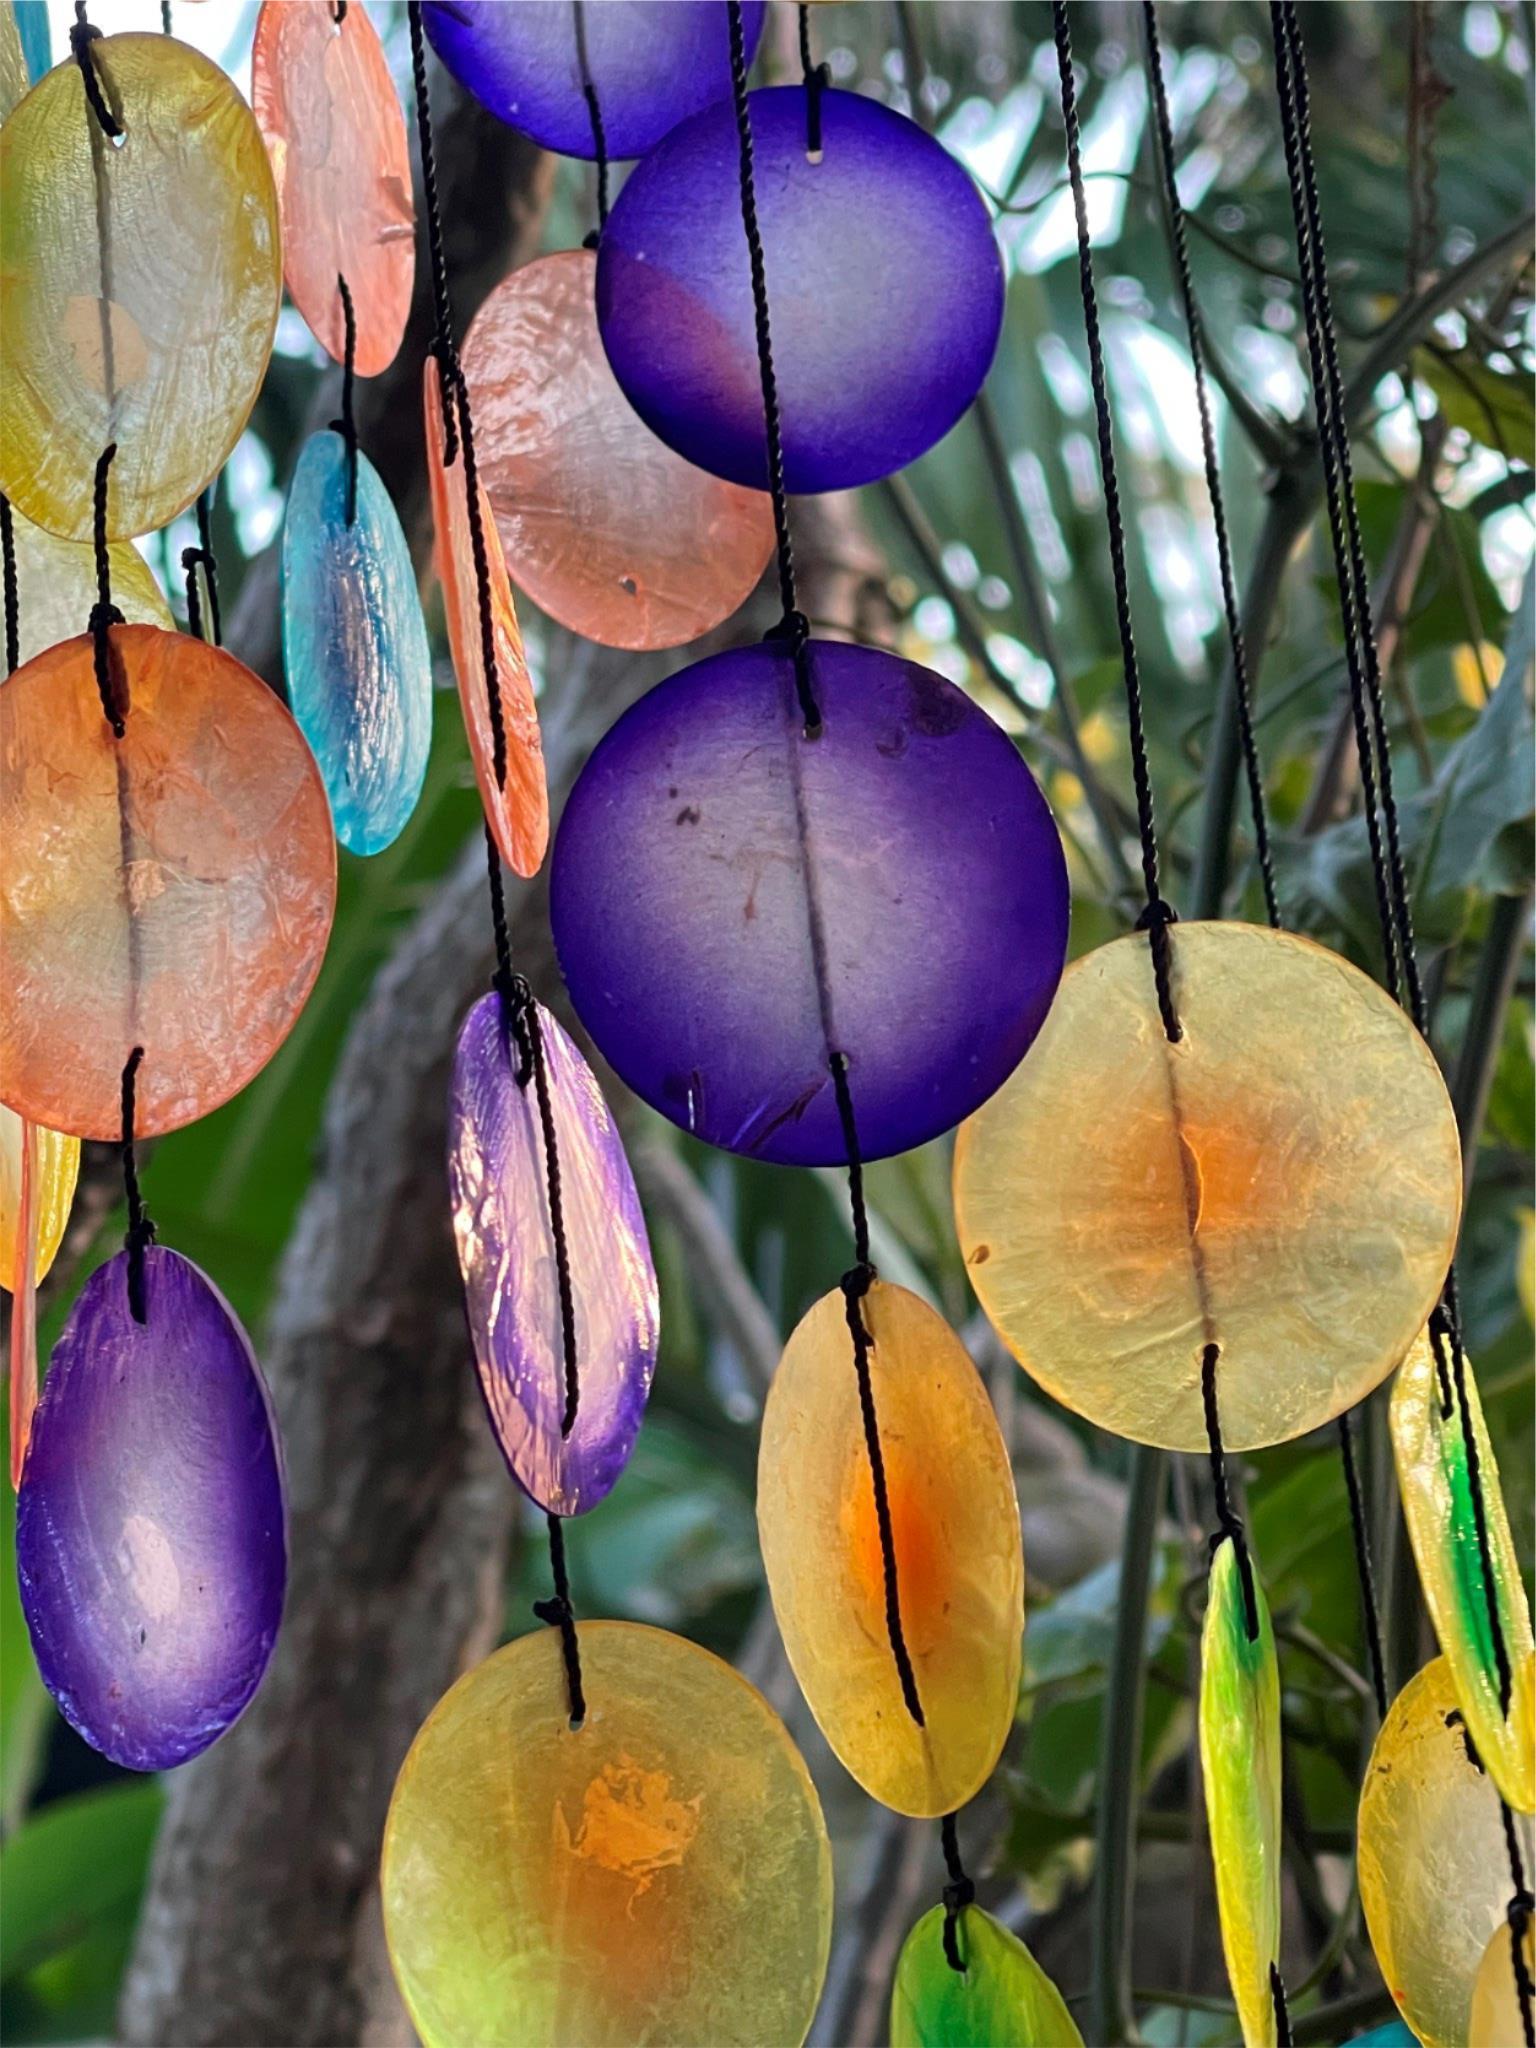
top-left (422, 0), bottom-right (765, 161)
top-left (954, 922), bottom-right (1462, 1451)
top-left (281, 429), bottom-right (433, 855)
top-left (424, 355), bottom-right (548, 878)
top-left (7, 498), bottom-right (172, 662)
top-left (0, 34), bottom-right (280, 539)
top-left (0, 1106), bottom-right (79, 1292)
top-left (1470, 1917), bottom-right (1535, 2047)
top-left (551, 641), bottom-right (1068, 1167)
top-left (382, 1622), bottom-right (832, 2048)
top-left (596, 87), bottom-right (1003, 493)
top-left (891, 1904), bottom-right (1083, 2048)
top-left (461, 250), bottom-right (773, 651)
top-left (1391, 1327), bottom-right (1535, 1814)
top-left (448, 992), bottom-right (659, 1517)
top-left (0, 625), bottom-right (336, 1139)
top-left (252, 0), bottom-right (414, 374)
top-left (1359, 1657), bottom-right (1534, 2048)
top-left (15, 1246), bottom-right (286, 1772)
top-left (758, 1280), bottom-right (1022, 1818)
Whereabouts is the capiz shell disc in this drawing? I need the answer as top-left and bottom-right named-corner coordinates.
top-left (891, 1904), bottom-right (1083, 2048)
top-left (1391, 1327), bottom-right (1535, 1813)
top-left (0, 34), bottom-right (280, 540)
top-left (551, 641), bottom-right (1068, 1166)
top-left (1469, 1916), bottom-right (1535, 2046)
top-left (252, 0), bottom-right (414, 374)
top-left (448, 992), bottom-right (659, 1517)
top-left (281, 430), bottom-right (433, 856)
top-left (15, 1247), bottom-right (286, 1772)
top-left (7, 497), bottom-right (172, 664)
top-left (758, 1281), bottom-right (1023, 1817)
top-left (461, 250), bottom-right (772, 651)
top-left (1359, 1658), bottom-right (1534, 2048)
top-left (0, 625), bottom-right (336, 1139)
top-left (422, 0), bottom-right (765, 161)
top-left (0, 1105), bottom-right (79, 1292)
top-left (954, 922), bottom-right (1462, 1451)
top-left (382, 1622), bottom-right (832, 2048)
top-left (596, 87), bottom-right (1003, 493)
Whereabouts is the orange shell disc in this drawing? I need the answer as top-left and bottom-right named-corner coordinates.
top-left (0, 626), bottom-right (336, 1139)
top-left (424, 355), bottom-right (548, 878)
top-left (252, 0), bottom-right (414, 376)
top-left (461, 250), bottom-right (773, 651)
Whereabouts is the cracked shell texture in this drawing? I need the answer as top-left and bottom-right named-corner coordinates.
top-left (252, 0), bottom-right (413, 374)
top-left (1359, 1658), bottom-right (1534, 2048)
top-left (281, 430), bottom-right (433, 855)
top-left (382, 1623), bottom-right (832, 2048)
top-left (448, 993), bottom-right (658, 1516)
top-left (422, 0), bottom-right (764, 161)
top-left (424, 354), bottom-right (548, 877)
top-left (6, 498), bottom-right (172, 663)
top-left (758, 1281), bottom-right (1023, 1817)
top-left (15, 1246), bottom-right (286, 1772)
top-left (461, 250), bottom-right (772, 651)
top-left (0, 625), bottom-right (336, 1139)
top-left (891, 1904), bottom-right (1083, 2048)
top-left (954, 922), bottom-right (1462, 1451)
top-left (1470, 1917), bottom-right (1535, 2046)
top-left (551, 640), bottom-right (1068, 1166)
top-left (0, 34), bottom-right (279, 540)
top-left (595, 87), bottom-right (1003, 493)
top-left (1391, 1328), bottom-right (1535, 1814)
top-left (0, 1106), bottom-right (78, 1292)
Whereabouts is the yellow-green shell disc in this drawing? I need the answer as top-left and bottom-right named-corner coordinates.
top-left (1391, 1327), bottom-right (1535, 1813)
top-left (1359, 1658), bottom-right (1534, 2047)
top-left (953, 922), bottom-right (1461, 1451)
top-left (0, 1106), bottom-right (79, 1291)
top-left (7, 501), bottom-right (171, 663)
top-left (757, 1279), bottom-right (1023, 1819)
top-left (890, 1904), bottom-right (1083, 2047)
top-left (382, 1622), bottom-right (832, 2048)
top-left (0, 34), bottom-right (279, 540)
top-left (1469, 1916), bottom-right (1534, 2046)
top-left (0, 2), bottom-right (26, 122)
top-left (1200, 1537), bottom-right (1283, 2048)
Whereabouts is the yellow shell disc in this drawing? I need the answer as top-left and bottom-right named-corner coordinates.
top-left (0, 1106), bottom-right (79, 1292)
top-left (757, 1279), bottom-right (1023, 1818)
top-left (382, 1622), bottom-right (832, 2048)
top-left (953, 922), bottom-right (1461, 1451)
top-left (0, 2), bottom-right (26, 123)
top-left (1359, 1658), bottom-right (1534, 2047)
top-left (8, 500), bottom-right (171, 664)
top-left (0, 34), bottom-right (280, 540)
top-left (1391, 1327), bottom-right (1535, 1813)
top-left (1469, 1915), bottom-right (1535, 2046)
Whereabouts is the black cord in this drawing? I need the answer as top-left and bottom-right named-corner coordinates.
top-left (0, 493), bottom-right (18, 676)
top-left (1051, 0), bottom-right (1179, 1042)
top-left (89, 445), bottom-right (125, 735)
top-left (532, 1511), bottom-right (587, 1729)
top-left (406, 0), bottom-right (459, 459)
top-left (795, 3), bottom-right (829, 159)
top-left (160, 0), bottom-right (171, 30)
top-left (1269, 1961), bottom-right (1294, 2046)
top-left (572, 0), bottom-right (609, 239)
top-left (939, 1811), bottom-right (975, 1975)
top-left (192, 485), bottom-right (222, 646)
top-left (1336, 1407), bottom-right (1388, 1717)
top-left (120, 1047), bottom-right (155, 1325)
top-left (505, 977), bottom-right (580, 1440)
top-left (1200, 1344), bottom-right (1259, 1642)
top-left (331, 274), bottom-right (360, 527)
top-left (70, 3), bottom-right (121, 139)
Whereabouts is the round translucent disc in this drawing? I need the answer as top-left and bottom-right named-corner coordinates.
top-left (448, 993), bottom-right (659, 1516)
top-left (252, 0), bottom-right (414, 375)
top-left (0, 625), bottom-right (336, 1139)
top-left (596, 86), bottom-right (1004, 493)
top-left (953, 922), bottom-right (1461, 1451)
top-left (461, 250), bottom-right (773, 651)
top-left (281, 429), bottom-right (433, 855)
top-left (1359, 1658), bottom-right (1533, 2048)
top-left (424, 356), bottom-right (548, 878)
top-left (422, 0), bottom-right (765, 161)
top-left (383, 1622), bottom-right (832, 2048)
top-left (0, 2), bottom-right (27, 122)
top-left (891, 1905), bottom-right (1083, 2048)
top-left (0, 34), bottom-right (280, 540)
top-left (551, 641), bottom-right (1068, 1166)
top-left (7, 499), bottom-right (171, 663)
top-left (0, 1106), bottom-right (79, 1292)
top-left (758, 1281), bottom-right (1022, 1817)
top-left (15, 1247), bottom-right (286, 1772)
top-left (1470, 1918), bottom-right (1535, 2047)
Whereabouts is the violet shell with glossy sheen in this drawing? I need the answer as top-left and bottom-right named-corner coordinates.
top-left (448, 993), bottom-right (659, 1516)
top-left (596, 85), bottom-right (1004, 493)
top-left (423, 0), bottom-right (764, 161)
top-left (550, 641), bottom-right (1069, 1166)
top-left (15, 1247), bottom-right (286, 1773)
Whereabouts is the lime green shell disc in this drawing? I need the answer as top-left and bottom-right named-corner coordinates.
top-left (890, 1904), bottom-right (1083, 2048)
top-left (1200, 1536), bottom-right (1283, 2048)
top-left (1391, 1326), bottom-right (1535, 1813)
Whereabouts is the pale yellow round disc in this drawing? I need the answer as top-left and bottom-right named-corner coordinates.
top-left (953, 922), bottom-right (1461, 1451)
top-left (758, 1279), bottom-right (1023, 1818)
top-left (1470, 1916), bottom-right (1534, 2047)
top-left (382, 1622), bottom-right (833, 2048)
top-left (1359, 1658), bottom-right (1534, 2048)
top-left (8, 501), bottom-right (171, 665)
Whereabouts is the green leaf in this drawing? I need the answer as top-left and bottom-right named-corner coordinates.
top-left (1416, 347), bottom-right (1536, 457)
top-left (0, 1780), bottom-right (162, 1983)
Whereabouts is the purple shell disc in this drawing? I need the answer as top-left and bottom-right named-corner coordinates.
top-left (595, 85), bottom-right (1004, 493)
top-left (422, 1), bottom-right (765, 161)
top-left (448, 992), bottom-right (659, 1515)
top-left (550, 641), bottom-right (1069, 1167)
top-left (16, 1247), bottom-right (286, 1773)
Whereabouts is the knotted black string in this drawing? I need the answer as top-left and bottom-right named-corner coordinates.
top-left (89, 446), bottom-right (126, 734)
top-left (71, 3), bottom-right (121, 139)
top-left (939, 1811), bottom-right (975, 1975)
top-left (533, 1511), bottom-right (587, 1729)
top-left (0, 493), bottom-right (18, 676)
top-left (1200, 1344), bottom-right (1259, 1643)
top-left (331, 274), bottom-right (359, 527)
top-left (795, 3), bottom-right (829, 160)
top-left (505, 976), bottom-right (580, 1440)
top-left (572, 0), bottom-right (609, 241)
top-left (407, 0), bottom-right (459, 460)
top-left (120, 1048), bottom-right (155, 1325)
